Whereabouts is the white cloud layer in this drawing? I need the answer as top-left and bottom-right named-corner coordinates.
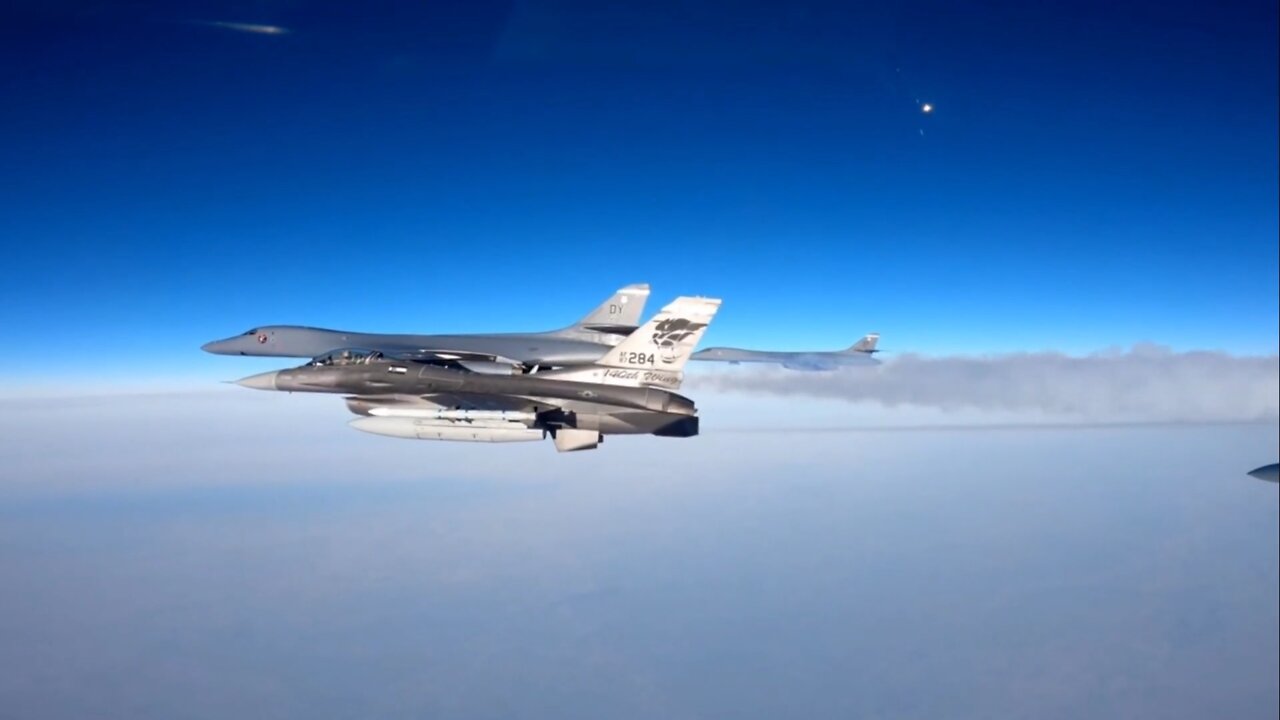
top-left (688, 344), bottom-right (1280, 423)
top-left (0, 395), bottom-right (1276, 718)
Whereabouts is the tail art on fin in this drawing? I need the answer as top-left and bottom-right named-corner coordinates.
top-left (542, 296), bottom-right (721, 389)
top-left (849, 333), bottom-right (880, 354)
top-left (573, 283), bottom-right (650, 331)
top-left (608, 296), bottom-right (720, 370)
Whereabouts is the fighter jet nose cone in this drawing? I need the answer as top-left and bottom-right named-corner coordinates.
top-left (1246, 463), bottom-right (1279, 483)
top-left (235, 371), bottom-right (279, 391)
top-left (201, 341), bottom-right (216, 352)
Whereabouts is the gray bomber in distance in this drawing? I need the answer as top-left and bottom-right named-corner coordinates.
top-left (1247, 463), bottom-right (1279, 483)
top-left (202, 284), bottom-right (651, 371)
top-left (692, 333), bottom-right (881, 371)
top-left (233, 297), bottom-right (722, 452)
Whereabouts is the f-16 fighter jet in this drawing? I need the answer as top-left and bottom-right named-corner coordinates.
top-left (691, 333), bottom-right (880, 371)
top-left (233, 296), bottom-right (721, 452)
top-left (202, 284), bottom-right (650, 372)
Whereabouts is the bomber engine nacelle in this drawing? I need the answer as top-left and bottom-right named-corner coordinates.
top-left (781, 359), bottom-right (836, 371)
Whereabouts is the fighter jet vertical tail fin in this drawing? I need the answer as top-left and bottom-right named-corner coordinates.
top-left (607, 296), bottom-right (721, 373)
top-left (848, 333), bottom-right (880, 354)
top-left (570, 283), bottom-right (650, 332)
top-left (539, 296), bottom-right (721, 389)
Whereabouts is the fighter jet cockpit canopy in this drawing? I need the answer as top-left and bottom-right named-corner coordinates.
top-left (307, 348), bottom-right (385, 367)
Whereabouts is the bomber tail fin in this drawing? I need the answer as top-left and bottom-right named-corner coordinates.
top-left (541, 296), bottom-right (721, 389)
top-left (848, 333), bottom-right (880, 354)
top-left (570, 283), bottom-right (650, 333)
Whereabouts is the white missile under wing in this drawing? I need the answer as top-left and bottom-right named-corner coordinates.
top-left (691, 333), bottom-right (881, 371)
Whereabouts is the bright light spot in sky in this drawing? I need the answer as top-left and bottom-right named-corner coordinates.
top-left (921, 103), bottom-right (934, 114)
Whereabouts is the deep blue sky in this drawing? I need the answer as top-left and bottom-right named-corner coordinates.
top-left (2, 0), bottom-right (1276, 378)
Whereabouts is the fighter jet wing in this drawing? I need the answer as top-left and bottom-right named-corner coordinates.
top-left (416, 392), bottom-right (543, 412)
top-left (375, 349), bottom-right (535, 375)
top-left (388, 349), bottom-right (522, 364)
top-left (346, 392), bottom-right (544, 414)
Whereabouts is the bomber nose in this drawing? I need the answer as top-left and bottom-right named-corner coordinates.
top-left (201, 341), bottom-right (218, 352)
top-left (235, 371), bottom-right (279, 391)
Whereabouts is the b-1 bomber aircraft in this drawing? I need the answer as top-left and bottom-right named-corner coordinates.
top-left (203, 284), bottom-right (651, 373)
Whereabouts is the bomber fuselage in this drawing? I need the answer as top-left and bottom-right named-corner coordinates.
top-left (202, 326), bottom-right (621, 366)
